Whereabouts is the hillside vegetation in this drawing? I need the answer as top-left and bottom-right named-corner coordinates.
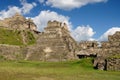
top-left (0, 58), bottom-right (120, 80)
top-left (0, 27), bottom-right (36, 45)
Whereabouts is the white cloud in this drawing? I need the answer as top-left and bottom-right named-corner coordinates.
top-left (0, 6), bottom-right (21, 20)
top-left (20, 0), bottom-right (37, 14)
top-left (39, 0), bottom-right (45, 3)
top-left (31, 10), bottom-right (96, 41)
top-left (45, 0), bottom-right (107, 10)
top-left (71, 25), bottom-right (96, 42)
top-left (98, 27), bottom-right (120, 41)
top-left (32, 10), bottom-right (72, 31)
top-left (0, 0), bottom-right (36, 20)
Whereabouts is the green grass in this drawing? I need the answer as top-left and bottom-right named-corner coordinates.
top-left (0, 58), bottom-right (120, 80)
top-left (0, 28), bottom-right (36, 45)
top-left (0, 28), bottom-right (23, 45)
top-left (26, 31), bottom-right (36, 45)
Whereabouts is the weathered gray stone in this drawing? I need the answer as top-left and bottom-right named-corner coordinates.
top-left (0, 13), bottom-right (37, 31)
top-left (0, 44), bottom-right (26, 60)
top-left (26, 20), bottom-right (78, 61)
top-left (106, 58), bottom-right (120, 71)
top-left (94, 31), bottom-right (120, 71)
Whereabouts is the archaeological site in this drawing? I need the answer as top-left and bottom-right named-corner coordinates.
top-left (0, 13), bottom-right (120, 71)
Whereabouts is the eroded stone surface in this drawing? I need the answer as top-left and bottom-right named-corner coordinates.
top-left (0, 13), bottom-right (37, 31)
top-left (0, 13), bottom-right (120, 71)
top-left (94, 31), bottom-right (120, 71)
top-left (26, 20), bottom-right (78, 61)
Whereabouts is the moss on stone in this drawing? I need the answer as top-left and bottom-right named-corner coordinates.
top-left (0, 28), bottom-right (36, 46)
top-left (108, 54), bottom-right (120, 59)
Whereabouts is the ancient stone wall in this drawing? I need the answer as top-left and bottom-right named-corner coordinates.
top-left (0, 44), bottom-right (26, 60)
top-left (107, 58), bottom-right (120, 71)
top-left (77, 41), bottom-right (99, 58)
top-left (94, 31), bottom-right (120, 71)
top-left (108, 31), bottom-right (120, 42)
top-left (0, 14), bottom-right (78, 61)
top-left (26, 20), bottom-right (78, 61)
top-left (79, 41), bottom-right (98, 49)
top-left (0, 13), bottom-right (37, 31)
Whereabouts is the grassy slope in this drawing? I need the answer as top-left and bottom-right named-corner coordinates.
top-left (26, 31), bottom-right (36, 45)
top-left (0, 58), bottom-right (120, 80)
top-left (0, 27), bottom-right (23, 45)
top-left (0, 27), bottom-right (36, 45)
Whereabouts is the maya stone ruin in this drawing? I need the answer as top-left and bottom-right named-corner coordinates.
top-left (94, 31), bottom-right (120, 71)
top-left (0, 13), bottom-right (120, 71)
top-left (26, 20), bottom-right (78, 61)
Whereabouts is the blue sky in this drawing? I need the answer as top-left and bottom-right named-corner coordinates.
top-left (0, 0), bottom-right (120, 42)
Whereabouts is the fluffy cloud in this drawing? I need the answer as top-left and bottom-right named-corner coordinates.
top-left (32, 10), bottom-right (72, 31)
top-left (39, 0), bottom-right (45, 3)
top-left (31, 10), bottom-right (96, 42)
top-left (20, 0), bottom-right (37, 14)
top-left (45, 0), bottom-right (107, 10)
top-left (71, 25), bottom-right (96, 42)
top-left (31, 9), bottom-right (119, 42)
top-left (99, 27), bottom-right (120, 41)
top-left (0, 0), bottom-right (36, 20)
top-left (0, 6), bottom-right (21, 20)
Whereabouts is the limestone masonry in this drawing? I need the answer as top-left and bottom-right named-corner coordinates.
top-left (0, 14), bottom-right (78, 61)
top-left (94, 31), bottom-right (120, 71)
top-left (26, 20), bottom-right (78, 61)
top-left (0, 13), bottom-right (37, 31)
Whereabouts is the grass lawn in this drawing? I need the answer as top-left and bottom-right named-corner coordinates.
top-left (0, 58), bottom-right (120, 80)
